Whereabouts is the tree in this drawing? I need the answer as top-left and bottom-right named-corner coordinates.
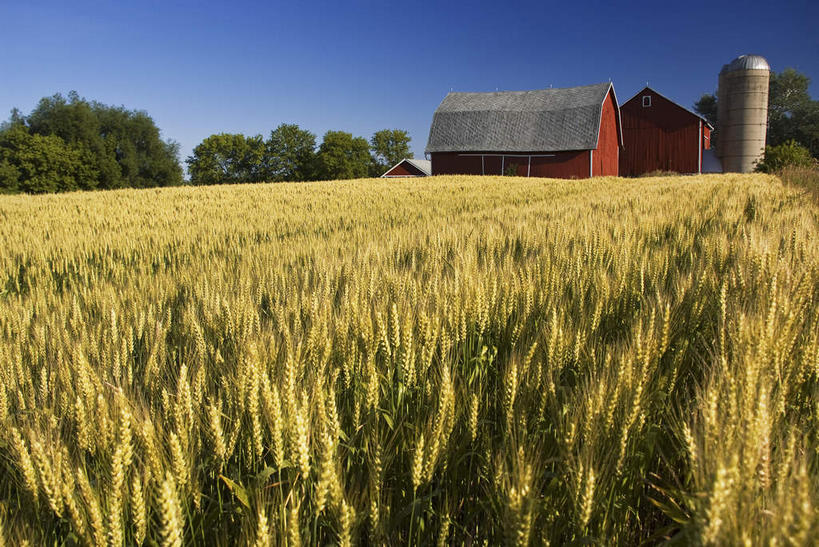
top-left (0, 124), bottom-right (98, 193)
top-left (767, 69), bottom-right (819, 157)
top-left (94, 105), bottom-right (184, 188)
top-left (186, 133), bottom-right (265, 185)
top-left (264, 124), bottom-right (317, 181)
top-left (694, 93), bottom-right (719, 149)
top-left (754, 140), bottom-right (816, 173)
top-left (370, 129), bottom-right (412, 175)
top-left (3, 91), bottom-right (183, 191)
top-left (693, 94), bottom-right (718, 126)
top-left (316, 131), bottom-right (371, 180)
top-left (26, 92), bottom-right (120, 188)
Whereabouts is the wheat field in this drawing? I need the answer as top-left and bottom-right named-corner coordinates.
top-left (0, 174), bottom-right (817, 545)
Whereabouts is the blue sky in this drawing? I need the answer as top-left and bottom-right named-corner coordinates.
top-left (1, 0), bottom-right (817, 165)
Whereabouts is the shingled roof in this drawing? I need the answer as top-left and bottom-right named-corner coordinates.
top-left (425, 82), bottom-right (618, 153)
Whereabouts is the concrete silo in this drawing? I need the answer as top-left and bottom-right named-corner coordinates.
top-left (717, 55), bottom-right (770, 172)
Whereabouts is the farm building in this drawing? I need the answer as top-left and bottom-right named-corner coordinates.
top-left (381, 158), bottom-right (431, 178)
top-left (619, 87), bottom-right (713, 176)
top-left (425, 82), bottom-right (622, 178)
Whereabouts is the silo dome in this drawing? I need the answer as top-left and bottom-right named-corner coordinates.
top-left (717, 55), bottom-right (770, 172)
top-left (721, 55), bottom-right (770, 74)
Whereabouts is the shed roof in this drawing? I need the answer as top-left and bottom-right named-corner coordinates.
top-left (381, 158), bottom-right (431, 177)
top-left (425, 82), bottom-right (618, 153)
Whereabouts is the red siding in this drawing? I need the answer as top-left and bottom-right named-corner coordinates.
top-left (429, 85), bottom-right (621, 179)
top-left (619, 88), bottom-right (706, 176)
top-left (592, 88), bottom-right (620, 177)
top-left (431, 150), bottom-right (592, 179)
top-left (383, 161), bottom-right (426, 177)
top-left (703, 125), bottom-right (711, 151)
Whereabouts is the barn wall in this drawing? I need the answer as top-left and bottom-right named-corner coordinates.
top-left (431, 151), bottom-right (592, 179)
top-left (383, 162), bottom-right (426, 177)
top-left (593, 88), bottom-right (620, 177)
top-left (703, 125), bottom-right (711, 150)
top-left (619, 89), bottom-right (702, 176)
top-left (432, 153), bottom-right (482, 175)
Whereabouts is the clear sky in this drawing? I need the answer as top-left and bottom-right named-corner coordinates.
top-left (1, 0), bottom-right (817, 166)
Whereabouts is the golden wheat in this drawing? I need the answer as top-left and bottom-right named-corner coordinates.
top-left (0, 174), bottom-right (816, 544)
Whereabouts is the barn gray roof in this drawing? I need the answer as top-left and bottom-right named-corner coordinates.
top-left (425, 82), bottom-right (617, 153)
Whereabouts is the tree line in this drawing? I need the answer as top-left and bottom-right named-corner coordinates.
top-left (0, 91), bottom-right (414, 194)
top-left (185, 127), bottom-right (411, 184)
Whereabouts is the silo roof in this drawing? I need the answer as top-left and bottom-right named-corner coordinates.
top-left (721, 55), bottom-right (770, 73)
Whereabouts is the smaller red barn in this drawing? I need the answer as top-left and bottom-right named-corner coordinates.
top-left (619, 87), bottom-right (713, 176)
top-left (381, 158), bottom-right (431, 178)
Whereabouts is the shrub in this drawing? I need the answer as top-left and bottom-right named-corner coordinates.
top-left (754, 140), bottom-right (816, 173)
top-left (504, 162), bottom-right (520, 177)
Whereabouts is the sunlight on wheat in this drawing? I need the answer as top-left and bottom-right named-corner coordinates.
top-left (0, 173), bottom-right (817, 544)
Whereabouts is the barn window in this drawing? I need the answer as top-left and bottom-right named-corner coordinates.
top-left (642, 95), bottom-right (652, 107)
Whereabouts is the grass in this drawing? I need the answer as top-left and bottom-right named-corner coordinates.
top-left (777, 164), bottom-right (819, 204)
top-left (0, 173), bottom-right (817, 545)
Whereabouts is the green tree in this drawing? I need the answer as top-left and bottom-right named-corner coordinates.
top-left (754, 140), bottom-right (816, 173)
top-left (693, 94), bottom-right (718, 126)
top-left (694, 94), bottom-right (718, 149)
top-left (316, 131), bottom-right (371, 180)
top-left (93, 105), bottom-right (183, 188)
top-left (26, 92), bottom-right (120, 188)
top-left (186, 133), bottom-right (266, 185)
top-left (767, 69), bottom-right (819, 157)
top-left (264, 124), bottom-right (317, 181)
top-left (6, 91), bottom-right (183, 191)
top-left (370, 129), bottom-right (412, 175)
top-left (0, 124), bottom-right (98, 193)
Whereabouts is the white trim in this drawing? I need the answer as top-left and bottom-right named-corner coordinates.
top-left (457, 153), bottom-right (556, 157)
top-left (481, 155), bottom-right (485, 175)
top-left (642, 95), bottom-right (652, 107)
top-left (501, 155), bottom-right (505, 175)
top-left (590, 150), bottom-right (593, 178)
top-left (610, 84), bottom-right (624, 148)
top-left (698, 120), bottom-right (702, 174)
top-left (527, 155), bottom-right (531, 177)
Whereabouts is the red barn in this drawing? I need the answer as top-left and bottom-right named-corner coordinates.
top-left (619, 87), bottom-right (713, 176)
top-left (380, 158), bottom-right (431, 178)
top-left (425, 83), bottom-right (622, 178)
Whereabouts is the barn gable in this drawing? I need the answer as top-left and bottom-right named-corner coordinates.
top-left (624, 87), bottom-right (713, 129)
top-left (381, 158), bottom-right (431, 178)
top-left (619, 87), bottom-right (713, 176)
